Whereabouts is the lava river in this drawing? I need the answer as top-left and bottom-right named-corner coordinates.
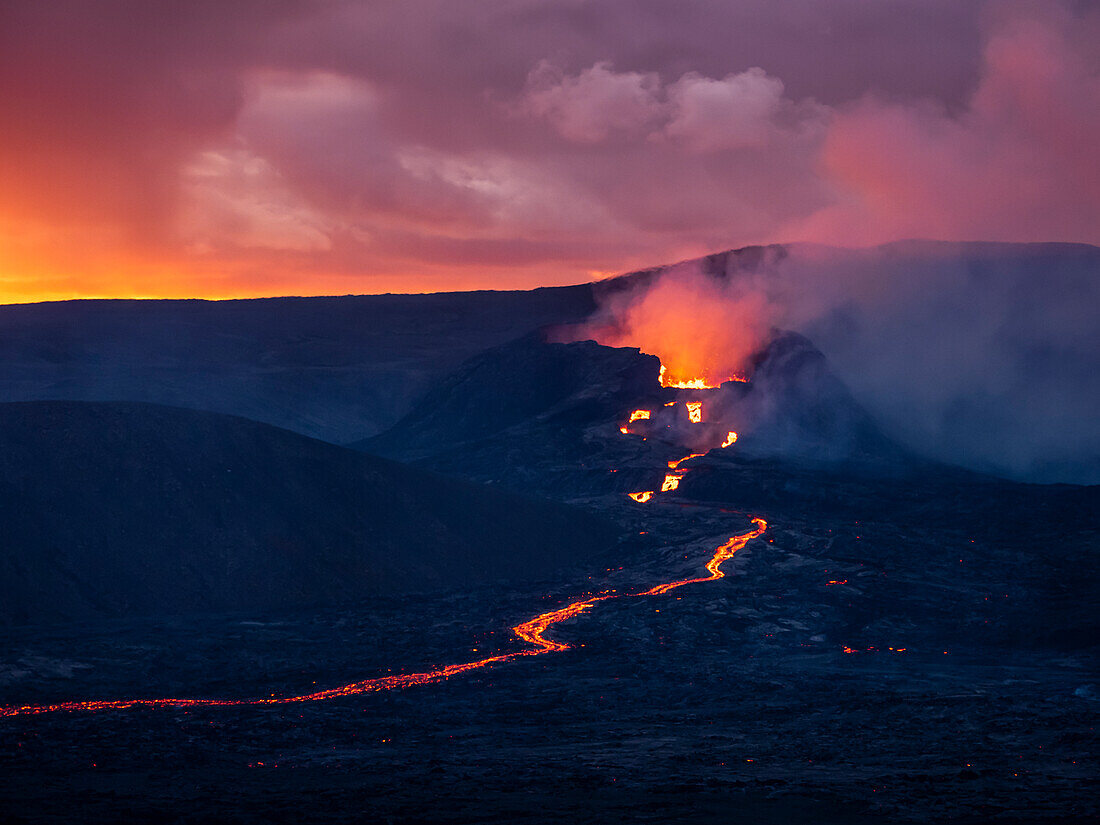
top-left (0, 519), bottom-right (766, 718)
top-left (0, 395), bottom-right (764, 719)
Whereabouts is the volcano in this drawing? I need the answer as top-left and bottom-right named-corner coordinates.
top-left (0, 241), bottom-right (1095, 484)
top-left (358, 328), bottom-right (927, 498)
top-left (0, 244), bottom-right (1096, 825)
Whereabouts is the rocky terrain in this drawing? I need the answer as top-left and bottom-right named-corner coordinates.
top-left (1, 329), bottom-right (1096, 822)
top-left (0, 243), bottom-right (1096, 822)
top-left (0, 474), bottom-right (1095, 823)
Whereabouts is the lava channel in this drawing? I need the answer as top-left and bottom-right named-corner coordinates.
top-left (0, 519), bottom-right (766, 718)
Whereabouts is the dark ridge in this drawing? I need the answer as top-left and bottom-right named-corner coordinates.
top-left (0, 401), bottom-right (619, 626)
top-left (357, 332), bottom-right (661, 462)
top-left (0, 286), bottom-right (600, 444)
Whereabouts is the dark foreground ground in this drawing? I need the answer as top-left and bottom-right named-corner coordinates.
top-left (1, 475), bottom-right (1096, 825)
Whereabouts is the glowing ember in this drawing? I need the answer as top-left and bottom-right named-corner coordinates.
top-left (686, 402), bottom-right (703, 423)
top-left (628, 491), bottom-right (654, 503)
top-left (628, 409), bottom-right (651, 422)
top-left (661, 474), bottom-right (681, 492)
top-left (721, 431), bottom-right (738, 448)
top-left (825, 579), bottom-right (848, 586)
top-left (0, 519), bottom-right (767, 718)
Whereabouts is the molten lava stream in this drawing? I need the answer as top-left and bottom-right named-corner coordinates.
top-left (0, 519), bottom-right (767, 718)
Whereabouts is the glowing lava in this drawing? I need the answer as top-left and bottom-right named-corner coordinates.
top-left (0, 380), bottom-right (768, 719)
top-left (668, 453), bottom-right (705, 470)
top-left (0, 519), bottom-right (766, 718)
top-left (658, 364), bottom-right (748, 389)
top-left (659, 365), bottom-right (715, 389)
top-left (625, 402), bottom-right (725, 504)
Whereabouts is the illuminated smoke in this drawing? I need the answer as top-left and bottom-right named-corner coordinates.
top-left (580, 264), bottom-right (773, 388)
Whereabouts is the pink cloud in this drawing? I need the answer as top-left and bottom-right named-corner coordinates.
top-left (793, 1), bottom-right (1100, 245)
top-left (0, 0), bottom-right (1095, 299)
top-left (522, 61), bottom-right (663, 143)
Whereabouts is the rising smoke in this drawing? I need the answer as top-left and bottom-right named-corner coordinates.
top-left (570, 241), bottom-right (1100, 485)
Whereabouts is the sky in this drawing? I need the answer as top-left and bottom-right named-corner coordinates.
top-left (0, 0), bottom-right (1097, 302)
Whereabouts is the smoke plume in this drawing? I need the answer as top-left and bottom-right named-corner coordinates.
top-left (568, 241), bottom-right (1100, 485)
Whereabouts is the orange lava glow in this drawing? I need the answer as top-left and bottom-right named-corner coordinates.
top-left (0, 519), bottom-right (766, 718)
top-left (628, 409), bottom-right (651, 422)
top-left (668, 453), bottom-right (705, 470)
top-left (628, 491), bottom-right (654, 502)
top-left (721, 431), bottom-right (738, 448)
top-left (657, 365), bottom-right (748, 390)
top-left (686, 401), bottom-right (703, 423)
top-left (661, 473), bottom-right (682, 492)
top-left (641, 520), bottom-right (766, 595)
top-left (661, 372), bottom-right (716, 389)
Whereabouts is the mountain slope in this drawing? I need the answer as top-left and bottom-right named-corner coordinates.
top-left (0, 401), bottom-right (618, 625)
top-left (358, 330), bottom-right (927, 500)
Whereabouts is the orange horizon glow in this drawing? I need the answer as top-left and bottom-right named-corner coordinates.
top-left (0, 264), bottom-right (604, 306)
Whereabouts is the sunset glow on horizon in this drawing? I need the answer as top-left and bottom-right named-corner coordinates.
top-left (1, 0), bottom-right (1097, 304)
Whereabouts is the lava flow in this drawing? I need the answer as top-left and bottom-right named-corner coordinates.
top-left (0, 519), bottom-right (767, 719)
top-left (625, 398), bottom-right (738, 504)
top-left (1, 389), bottom-right (763, 719)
